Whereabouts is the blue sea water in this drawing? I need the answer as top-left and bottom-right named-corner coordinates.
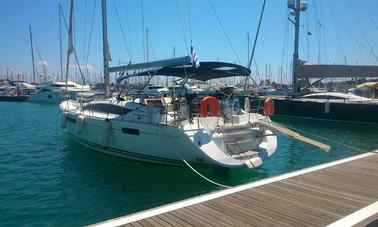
top-left (0, 102), bottom-right (377, 226)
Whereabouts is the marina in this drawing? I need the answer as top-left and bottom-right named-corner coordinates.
top-left (0, 102), bottom-right (377, 226)
top-left (0, 0), bottom-right (377, 226)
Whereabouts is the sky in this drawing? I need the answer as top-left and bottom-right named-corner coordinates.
top-left (0, 0), bottom-right (377, 84)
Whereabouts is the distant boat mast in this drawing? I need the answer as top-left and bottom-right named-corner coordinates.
top-left (29, 26), bottom-right (36, 84)
top-left (59, 4), bottom-right (64, 82)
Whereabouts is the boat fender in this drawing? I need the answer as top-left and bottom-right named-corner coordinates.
top-left (60, 113), bottom-right (67, 129)
top-left (263, 98), bottom-right (275, 116)
top-left (325, 101), bottom-right (330, 114)
top-left (200, 96), bottom-right (220, 117)
top-left (76, 115), bottom-right (85, 134)
top-left (244, 97), bottom-right (250, 112)
top-left (103, 118), bottom-right (111, 148)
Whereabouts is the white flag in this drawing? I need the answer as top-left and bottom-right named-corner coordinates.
top-left (191, 46), bottom-right (200, 68)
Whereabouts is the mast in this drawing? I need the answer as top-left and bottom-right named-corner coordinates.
top-left (102, 0), bottom-right (111, 98)
top-left (292, 0), bottom-right (300, 93)
top-left (59, 5), bottom-right (64, 81)
top-left (65, 0), bottom-right (74, 92)
top-left (29, 26), bottom-right (36, 84)
top-left (289, 0), bottom-right (307, 94)
top-left (146, 28), bottom-right (149, 62)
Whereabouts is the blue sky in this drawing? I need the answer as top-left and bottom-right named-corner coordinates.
top-left (0, 0), bottom-right (377, 84)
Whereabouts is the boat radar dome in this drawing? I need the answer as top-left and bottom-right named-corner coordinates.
top-left (287, 0), bottom-right (308, 11)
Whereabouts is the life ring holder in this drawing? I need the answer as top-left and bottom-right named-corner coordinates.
top-left (263, 98), bottom-right (275, 116)
top-left (200, 96), bottom-right (220, 117)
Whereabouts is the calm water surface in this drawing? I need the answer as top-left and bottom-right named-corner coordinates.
top-left (0, 102), bottom-right (377, 226)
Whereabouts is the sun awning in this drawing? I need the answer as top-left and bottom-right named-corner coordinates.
top-left (117, 61), bottom-right (251, 83)
top-left (297, 64), bottom-right (378, 78)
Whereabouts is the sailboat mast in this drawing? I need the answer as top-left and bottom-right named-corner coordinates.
top-left (59, 5), bottom-right (64, 81)
top-left (29, 26), bottom-right (36, 84)
top-left (292, 0), bottom-right (301, 93)
top-left (65, 0), bottom-right (74, 91)
top-left (102, 0), bottom-right (110, 98)
top-left (146, 28), bottom-right (149, 62)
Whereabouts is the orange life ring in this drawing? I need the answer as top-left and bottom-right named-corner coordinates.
top-left (200, 96), bottom-right (219, 117)
top-left (263, 98), bottom-right (275, 116)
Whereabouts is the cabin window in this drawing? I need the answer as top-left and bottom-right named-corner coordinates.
top-left (83, 103), bottom-right (132, 115)
top-left (122, 128), bottom-right (140, 135)
top-left (148, 86), bottom-right (164, 89)
top-left (51, 84), bottom-right (76, 88)
top-left (303, 95), bottom-right (345, 100)
top-left (144, 99), bottom-right (164, 107)
top-left (40, 88), bottom-right (52, 92)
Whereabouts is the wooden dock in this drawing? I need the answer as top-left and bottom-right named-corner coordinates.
top-left (92, 151), bottom-right (378, 227)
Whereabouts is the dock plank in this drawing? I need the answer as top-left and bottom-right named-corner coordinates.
top-left (99, 152), bottom-right (378, 227)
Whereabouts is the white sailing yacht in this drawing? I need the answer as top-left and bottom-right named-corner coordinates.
top-left (61, 59), bottom-right (282, 168)
top-left (59, 0), bottom-right (329, 169)
top-left (29, 81), bottom-right (91, 103)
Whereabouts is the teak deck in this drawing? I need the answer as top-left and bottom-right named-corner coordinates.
top-left (93, 151), bottom-right (378, 227)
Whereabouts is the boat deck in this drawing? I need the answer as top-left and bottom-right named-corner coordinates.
top-left (93, 151), bottom-right (378, 227)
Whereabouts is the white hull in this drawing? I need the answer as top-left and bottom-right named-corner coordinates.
top-left (60, 102), bottom-right (277, 168)
top-left (29, 81), bottom-right (91, 103)
top-left (29, 90), bottom-right (67, 103)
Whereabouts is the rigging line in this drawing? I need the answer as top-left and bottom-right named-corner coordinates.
top-left (313, 0), bottom-right (321, 63)
top-left (84, 0), bottom-right (97, 75)
top-left (361, 1), bottom-right (378, 31)
top-left (83, 0), bottom-right (87, 65)
top-left (60, 5), bottom-right (86, 84)
top-left (174, 0), bottom-right (190, 55)
top-left (59, 4), bottom-right (64, 81)
top-left (347, 0), bottom-right (377, 61)
top-left (243, 0), bottom-right (267, 90)
top-left (329, 4), bottom-right (378, 62)
top-left (281, 8), bottom-right (289, 70)
top-left (208, 0), bottom-right (241, 65)
top-left (319, 0), bottom-right (328, 63)
top-left (186, 0), bottom-right (193, 43)
top-left (32, 36), bottom-right (48, 74)
top-left (253, 58), bottom-right (262, 83)
top-left (247, 0), bottom-right (266, 70)
top-left (141, 0), bottom-right (146, 62)
top-left (124, 0), bottom-right (133, 57)
top-left (112, 0), bottom-right (132, 62)
top-left (328, 4), bottom-right (363, 61)
top-left (306, 3), bottom-right (310, 62)
top-left (329, 3), bottom-right (345, 63)
top-left (277, 122), bottom-right (367, 153)
top-left (148, 33), bottom-right (157, 61)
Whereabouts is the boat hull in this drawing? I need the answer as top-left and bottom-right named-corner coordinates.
top-left (29, 91), bottom-right (76, 103)
top-left (0, 95), bottom-right (28, 102)
top-left (62, 113), bottom-right (223, 166)
top-left (272, 98), bottom-right (378, 124)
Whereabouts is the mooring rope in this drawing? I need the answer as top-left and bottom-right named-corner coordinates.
top-left (182, 160), bottom-right (231, 188)
top-left (161, 126), bottom-right (231, 188)
top-left (276, 121), bottom-right (367, 153)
